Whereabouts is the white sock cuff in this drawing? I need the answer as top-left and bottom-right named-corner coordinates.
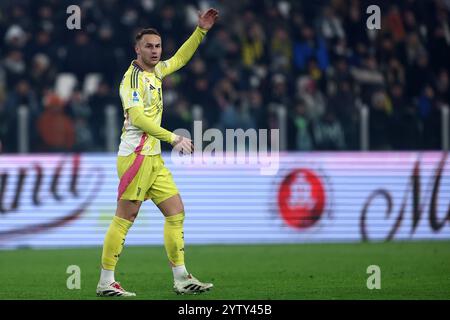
top-left (172, 265), bottom-right (188, 280)
top-left (100, 268), bottom-right (115, 285)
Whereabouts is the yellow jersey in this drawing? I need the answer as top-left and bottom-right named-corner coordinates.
top-left (118, 26), bottom-right (207, 156)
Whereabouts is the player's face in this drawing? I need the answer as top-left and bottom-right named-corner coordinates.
top-left (136, 34), bottom-right (162, 67)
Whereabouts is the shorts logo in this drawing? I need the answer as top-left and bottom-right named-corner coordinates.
top-left (132, 91), bottom-right (139, 102)
top-left (137, 187), bottom-right (141, 197)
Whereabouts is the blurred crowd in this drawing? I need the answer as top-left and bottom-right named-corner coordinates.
top-left (0, 0), bottom-right (449, 153)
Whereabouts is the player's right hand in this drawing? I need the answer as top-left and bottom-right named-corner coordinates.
top-left (171, 135), bottom-right (194, 154)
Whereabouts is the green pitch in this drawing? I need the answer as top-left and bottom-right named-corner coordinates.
top-left (1, 241), bottom-right (449, 300)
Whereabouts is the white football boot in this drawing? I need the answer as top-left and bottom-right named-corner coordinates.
top-left (173, 274), bottom-right (213, 295)
top-left (96, 281), bottom-right (136, 297)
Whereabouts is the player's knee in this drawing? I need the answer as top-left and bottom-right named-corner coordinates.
top-left (175, 196), bottom-right (185, 213)
top-left (126, 210), bottom-right (139, 222)
top-left (163, 205), bottom-right (184, 219)
top-left (116, 200), bottom-right (141, 222)
top-left (116, 210), bottom-right (139, 222)
top-left (176, 202), bottom-right (184, 214)
top-left (157, 194), bottom-right (185, 216)
top-left (171, 204), bottom-right (184, 217)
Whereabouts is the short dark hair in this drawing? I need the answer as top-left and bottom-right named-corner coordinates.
top-left (135, 28), bottom-right (161, 43)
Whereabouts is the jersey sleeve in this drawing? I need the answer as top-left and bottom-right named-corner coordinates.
top-left (155, 26), bottom-right (208, 79)
top-left (119, 69), bottom-right (145, 111)
top-left (128, 107), bottom-right (176, 144)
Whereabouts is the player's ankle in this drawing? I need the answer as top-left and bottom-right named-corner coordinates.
top-left (99, 268), bottom-right (115, 285)
top-left (172, 264), bottom-right (189, 281)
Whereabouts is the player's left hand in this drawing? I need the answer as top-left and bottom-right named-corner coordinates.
top-left (198, 8), bottom-right (219, 30)
top-left (171, 135), bottom-right (194, 155)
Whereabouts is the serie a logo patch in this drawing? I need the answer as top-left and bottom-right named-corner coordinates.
top-left (132, 91), bottom-right (139, 102)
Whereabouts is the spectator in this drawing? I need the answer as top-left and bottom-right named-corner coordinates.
top-left (36, 93), bottom-right (75, 152)
top-left (435, 69), bottom-right (450, 105)
top-left (245, 89), bottom-right (267, 130)
top-left (67, 90), bottom-right (95, 152)
top-left (3, 80), bottom-right (40, 152)
top-left (29, 53), bottom-right (56, 96)
top-left (418, 84), bottom-right (436, 119)
top-left (3, 50), bottom-right (26, 88)
top-left (270, 26), bottom-right (292, 72)
top-left (369, 90), bottom-right (392, 150)
top-left (288, 101), bottom-right (313, 151)
top-left (27, 30), bottom-right (59, 67)
top-left (293, 25), bottom-right (329, 72)
top-left (328, 80), bottom-right (359, 149)
top-left (4, 24), bottom-right (27, 50)
top-left (404, 32), bottom-right (426, 66)
top-left (311, 109), bottom-right (346, 150)
top-left (88, 81), bottom-right (118, 149)
top-left (385, 57), bottom-right (405, 87)
top-left (422, 101), bottom-right (442, 150)
top-left (386, 5), bottom-right (406, 42)
top-left (317, 5), bottom-right (345, 42)
top-left (296, 76), bottom-right (326, 121)
top-left (406, 53), bottom-right (434, 98)
top-left (4, 79), bottom-right (39, 115)
top-left (351, 54), bottom-right (385, 104)
top-left (343, 2), bottom-right (368, 47)
top-left (241, 22), bottom-right (267, 68)
top-left (269, 73), bottom-right (291, 107)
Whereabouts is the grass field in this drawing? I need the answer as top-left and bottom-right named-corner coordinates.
top-left (1, 241), bottom-right (449, 300)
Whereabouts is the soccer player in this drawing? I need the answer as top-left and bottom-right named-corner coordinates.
top-left (96, 8), bottom-right (219, 297)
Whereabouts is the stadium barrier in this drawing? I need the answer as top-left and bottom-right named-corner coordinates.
top-left (15, 103), bottom-right (450, 152)
top-left (0, 152), bottom-right (449, 248)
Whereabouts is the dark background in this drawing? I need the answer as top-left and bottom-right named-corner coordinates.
top-left (0, 0), bottom-right (449, 153)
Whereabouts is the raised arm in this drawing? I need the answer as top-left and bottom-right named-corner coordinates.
top-left (156, 8), bottom-right (219, 78)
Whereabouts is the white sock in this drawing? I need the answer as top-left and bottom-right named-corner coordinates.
top-left (100, 268), bottom-right (115, 285)
top-left (172, 265), bottom-right (189, 281)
